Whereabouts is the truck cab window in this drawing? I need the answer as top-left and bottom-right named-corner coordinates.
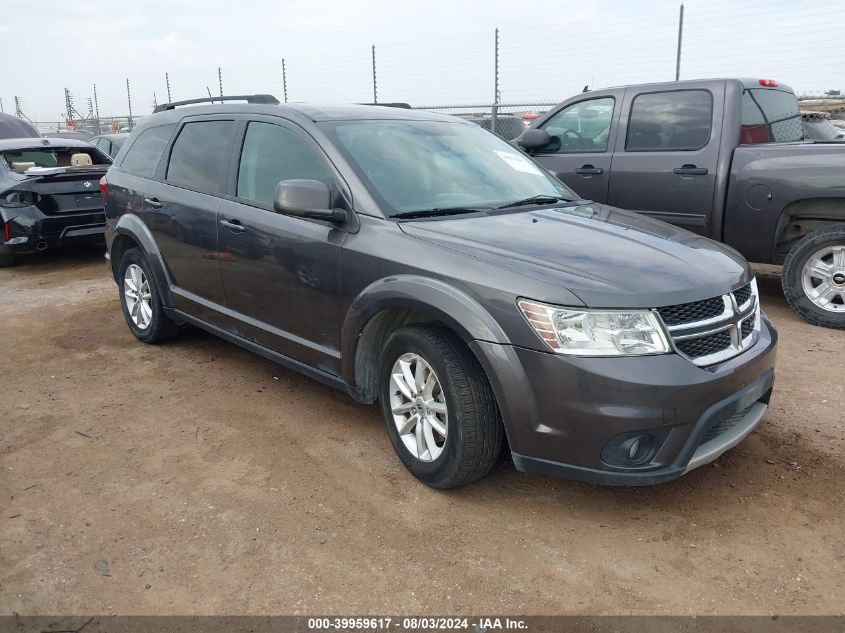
top-left (541, 98), bottom-right (615, 153)
top-left (626, 90), bottom-right (712, 151)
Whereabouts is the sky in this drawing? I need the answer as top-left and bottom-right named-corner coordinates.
top-left (2, 0), bottom-right (843, 123)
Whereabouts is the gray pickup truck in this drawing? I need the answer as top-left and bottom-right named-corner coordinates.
top-left (517, 78), bottom-right (845, 329)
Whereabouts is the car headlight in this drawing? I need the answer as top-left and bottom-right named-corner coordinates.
top-left (518, 299), bottom-right (671, 356)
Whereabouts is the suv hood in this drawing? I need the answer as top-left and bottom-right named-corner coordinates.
top-left (398, 203), bottom-right (752, 308)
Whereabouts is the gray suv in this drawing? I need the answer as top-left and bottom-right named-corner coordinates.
top-left (101, 95), bottom-right (777, 488)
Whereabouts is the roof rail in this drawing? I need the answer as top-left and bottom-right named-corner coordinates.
top-left (152, 94), bottom-right (280, 113)
top-left (359, 102), bottom-right (412, 109)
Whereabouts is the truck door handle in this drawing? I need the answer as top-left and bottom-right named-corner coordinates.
top-left (673, 165), bottom-right (708, 176)
top-left (144, 197), bottom-right (163, 209)
top-left (575, 165), bottom-right (604, 175)
top-left (219, 218), bottom-right (246, 233)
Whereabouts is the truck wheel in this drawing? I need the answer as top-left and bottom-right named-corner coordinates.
top-left (118, 247), bottom-right (181, 343)
top-left (0, 253), bottom-right (14, 267)
top-left (379, 324), bottom-right (503, 489)
top-left (782, 224), bottom-right (845, 329)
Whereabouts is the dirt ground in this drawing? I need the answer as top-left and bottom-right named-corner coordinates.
top-left (1, 247), bottom-right (843, 616)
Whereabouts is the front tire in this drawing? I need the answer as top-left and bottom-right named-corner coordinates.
top-left (379, 324), bottom-right (503, 489)
top-left (118, 247), bottom-right (180, 343)
top-left (782, 224), bottom-right (845, 329)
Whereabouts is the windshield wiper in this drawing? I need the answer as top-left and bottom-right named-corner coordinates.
top-left (392, 207), bottom-right (487, 220)
top-left (497, 195), bottom-right (582, 209)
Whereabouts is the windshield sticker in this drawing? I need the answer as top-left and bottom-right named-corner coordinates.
top-left (494, 150), bottom-right (543, 175)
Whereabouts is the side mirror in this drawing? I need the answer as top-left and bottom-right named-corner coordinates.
top-left (516, 129), bottom-right (551, 151)
top-left (273, 179), bottom-right (347, 224)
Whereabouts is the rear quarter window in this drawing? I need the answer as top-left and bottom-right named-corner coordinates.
top-left (120, 124), bottom-right (176, 177)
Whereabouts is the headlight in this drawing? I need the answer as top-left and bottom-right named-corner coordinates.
top-left (518, 299), bottom-right (671, 356)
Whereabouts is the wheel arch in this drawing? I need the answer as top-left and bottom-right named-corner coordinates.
top-left (111, 214), bottom-right (173, 305)
top-left (773, 198), bottom-right (845, 263)
top-left (341, 276), bottom-right (511, 403)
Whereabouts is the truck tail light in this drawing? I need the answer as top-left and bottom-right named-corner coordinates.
top-left (758, 79), bottom-right (778, 88)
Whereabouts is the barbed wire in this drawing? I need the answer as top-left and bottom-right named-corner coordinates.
top-left (4, 1), bottom-right (843, 122)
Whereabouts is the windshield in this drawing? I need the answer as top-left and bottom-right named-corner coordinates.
top-left (740, 88), bottom-right (803, 143)
top-left (322, 120), bottom-right (574, 216)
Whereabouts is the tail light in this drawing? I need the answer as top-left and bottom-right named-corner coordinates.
top-left (3, 222), bottom-right (9, 242)
top-left (758, 79), bottom-right (778, 88)
top-left (99, 175), bottom-right (108, 197)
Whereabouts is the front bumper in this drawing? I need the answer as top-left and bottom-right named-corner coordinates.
top-left (470, 316), bottom-right (778, 485)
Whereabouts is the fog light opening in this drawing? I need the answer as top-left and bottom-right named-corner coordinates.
top-left (628, 437), bottom-right (641, 460)
top-left (623, 434), bottom-right (653, 465)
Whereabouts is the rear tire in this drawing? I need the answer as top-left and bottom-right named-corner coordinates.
top-left (0, 253), bottom-right (13, 267)
top-left (118, 247), bottom-right (181, 343)
top-left (782, 224), bottom-right (845, 329)
top-left (379, 324), bottom-right (503, 489)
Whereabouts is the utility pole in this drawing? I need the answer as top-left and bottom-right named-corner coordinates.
top-left (218, 66), bottom-right (223, 97)
top-left (14, 96), bottom-right (23, 118)
top-left (282, 58), bottom-right (288, 103)
top-left (165, 72), bottom-right (172, 103)
top-left (0, 97), bottom-right (4, 113)
top-left (93, 83), bottom-right (101, 133)
top-left (675, 3), bottom-right (684, 81)
top-left (371, 45), bottom-right (378, 104)
top-left (153, 93), bottom-right (158, 109)
top-left (492, 28), bottom-right (500, 135)
top-left (126, 78), bottom-right (134, 131)
top-left (64, 88), bottom-right (74, 127)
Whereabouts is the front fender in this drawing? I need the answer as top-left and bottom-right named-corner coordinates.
top-left (113, 213), bottom-right (173, 306)
top-left (340, 275), bottom-right (511, 386)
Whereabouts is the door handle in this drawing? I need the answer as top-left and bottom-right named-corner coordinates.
top-left (144, 197), bottom-right (163, 209)
top-left (673, 165), bottom-right (708, 176)
top-left (575, 165), bottom-right (604, 175)
top-left (219, 218), bottom-right (246, 233)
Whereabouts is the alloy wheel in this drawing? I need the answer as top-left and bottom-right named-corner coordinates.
top-left (124, 263), bottom-right (153, 329)
top-left (389, 353), bottom-right (448, 462)
top-left (801, 245), bottom-right (845, 312)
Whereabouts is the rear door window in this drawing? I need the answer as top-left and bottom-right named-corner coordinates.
top-left (166, 120), bottom-right (235, 194)
top-left (120, 124), bottom-right (176, 177)
top-left (626, 90), bottom-right (712, 151)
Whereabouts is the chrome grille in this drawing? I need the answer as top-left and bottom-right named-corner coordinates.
top-left (657, 280), bottom-right (761, 367)
top-left (740, 316), bottom-right (755, 340)
top-left (733, 283), bottom-right (752, 308)
top-left (676, 330), bottom-right (732, 358)
top-left (656, 296), bottom-right (725, 326)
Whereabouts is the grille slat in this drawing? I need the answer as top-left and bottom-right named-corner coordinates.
top-left (656, 296), bottom-right (725, 326)
top-left (733, 284), bottom-right (752, 307)
top-left (675, 330), bottom-right (733, 358)
top-left (741, 316), bottom-right (755, 339)
top-left (701, 405), bottom-right (753, 444)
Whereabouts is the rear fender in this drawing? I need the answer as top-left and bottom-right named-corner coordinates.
top-left (112, 213), bottom-right (173, 305)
